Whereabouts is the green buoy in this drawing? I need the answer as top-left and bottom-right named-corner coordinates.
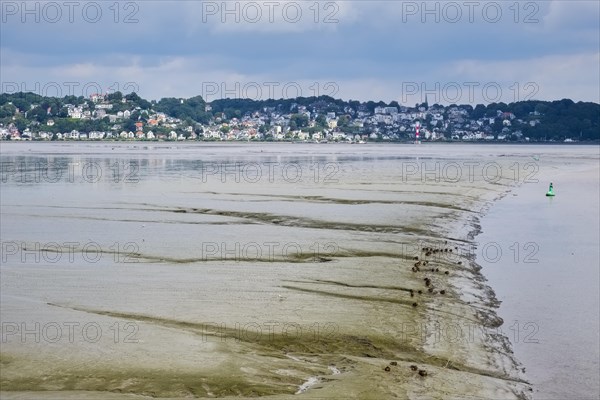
top-left (546, 182), bottom-right (555, 197)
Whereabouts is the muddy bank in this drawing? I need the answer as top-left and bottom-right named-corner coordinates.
top-left (0, 143), bottom-right (539, 399)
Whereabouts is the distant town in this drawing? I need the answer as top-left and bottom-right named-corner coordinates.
top-left (1, 92), bottom-right (598, 142)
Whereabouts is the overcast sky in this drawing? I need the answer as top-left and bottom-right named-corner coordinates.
top-left (1, 0), bottom-right (599, 105)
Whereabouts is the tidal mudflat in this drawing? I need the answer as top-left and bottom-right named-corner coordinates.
top-left (2, 142), bottom-right (591, 399)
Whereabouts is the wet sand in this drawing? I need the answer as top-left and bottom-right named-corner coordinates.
top-left (0, 142), bottom-right (575, 399)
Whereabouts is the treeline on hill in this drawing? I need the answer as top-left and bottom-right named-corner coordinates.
top-left (153, 95), bottom-right (211, 124)
top-left (0, 92), bottom-right (598, 140)
top-left (464, 99), bottom-right (599, 140)
top-left (210, 96), bottom-right (392, 117)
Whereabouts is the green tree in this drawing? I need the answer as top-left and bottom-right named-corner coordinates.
top-left (14, 117), bottom-right (28, 132)
top-left (107, 91), bottom-right (123, 102)
top-left (337, 115), bottom-right (350, 128)
top-left (289, 114), bottom-right (308, 129)
top-left (259, 124), bottom-right (269, 134)
top-left (472, 104), bottom-right (486, 119)
top-left (123, 119), bottom-right (136, 132)
top-left (28, 106), bottom-right (48, 123)
top-left (0, 104), bottom-right (16, 118)
top-left (315, 114), bottom-right (327, 127)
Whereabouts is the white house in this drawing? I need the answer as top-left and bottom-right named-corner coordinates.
top-left (68, 107), bottom-right (83, 119)
top-left (67, 130), bottom-right (80, 139)
top-left (89, 131), bottom-right (105, 139)
top-left (297, 131), bottom-right (309, 141)
top-left (332, 132), bottom-right (346, 140)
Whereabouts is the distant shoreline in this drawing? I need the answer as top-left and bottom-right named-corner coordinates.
top-left (2, 140), bottom-right (599, 146)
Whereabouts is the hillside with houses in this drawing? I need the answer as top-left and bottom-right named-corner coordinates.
top-left (0, 92), bottom-right (598, 142)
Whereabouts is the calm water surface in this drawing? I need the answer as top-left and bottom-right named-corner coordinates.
top-left (478, 148), bottom-right (600, 399)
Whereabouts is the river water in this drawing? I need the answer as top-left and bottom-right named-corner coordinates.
top-left (477, 145), bottom-right (600, 399)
